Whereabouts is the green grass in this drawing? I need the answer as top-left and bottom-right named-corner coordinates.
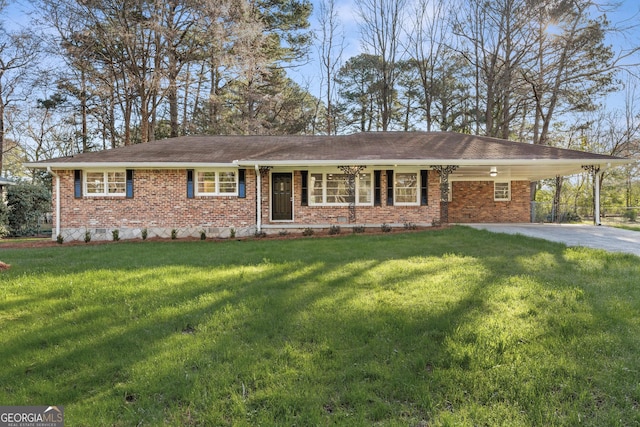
top-left (611, 223), bottom-right (640, 232)
top-left (0, 237), bottom-right (50, 245)
top-left (1, 226), bottom-right (639, 426)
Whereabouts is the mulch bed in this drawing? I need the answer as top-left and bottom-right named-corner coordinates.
top-left (0, 225), bottom-right (448, 251)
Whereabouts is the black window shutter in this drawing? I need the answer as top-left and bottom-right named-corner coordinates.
top-left (386, 170), bottom-right (394, 206)
top-left (420, 170), bottom-right (428, 206)
top-left (238, 169), bottom-right (246, 198)
top-left (374, 170), bottom-right (381, 206)
top-left (74, 170), bottom-right (82, 198)
top-left (187, 170), bottom-right (194, 199)
top-left (300, 170), bottom-right (308, 206)
top-left (126, 169), bottom-right (134, 198)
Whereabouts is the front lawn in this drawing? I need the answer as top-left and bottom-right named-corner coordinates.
top-left (611, 223), bottom-right (640, 232)
top-left (1, 226), bottom-right (639, 426)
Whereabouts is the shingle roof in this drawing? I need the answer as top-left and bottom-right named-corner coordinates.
top-left (28, 131), bottom-right (624, 165)
top-left (26, 132), bottom-right (633, 181)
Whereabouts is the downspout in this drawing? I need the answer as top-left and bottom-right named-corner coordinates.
top-left (255, 164), bottom-right (261, 233)
top-left (47, 167), bottom-right (61, 239)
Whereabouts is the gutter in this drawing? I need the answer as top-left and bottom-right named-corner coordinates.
top-left (25, 162), bottom-right (235, 169)
top-left (24, 157), bottom-right (633, 170)
top-left (47, 167), bottom-right (61, 239)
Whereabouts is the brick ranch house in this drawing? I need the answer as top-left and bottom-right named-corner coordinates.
top-left (26, 132), bottom-right (629, 242)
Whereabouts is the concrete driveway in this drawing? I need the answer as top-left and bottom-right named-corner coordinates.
top-left (465, 223), bottom-right (640, 257)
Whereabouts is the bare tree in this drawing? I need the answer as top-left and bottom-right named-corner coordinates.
top-left (0, 25), bottom-right (39, 175)
top-left (356, 0), bottom-right (407, 131)
top-left (404, 0), bottom-right (451, 131)
top-left (453, 0), bottom-right (536, 138)
top-left (525, 0), bottom-right (619, 147)
top-left (316, 0), bottom-right (345, 134)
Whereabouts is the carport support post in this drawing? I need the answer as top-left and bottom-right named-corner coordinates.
top-left (432, 165), bottom-right (458, 224)
top-left (582, 165), bottom-right (601, 226)
top-left (594, 172), bottom-right (601, 226)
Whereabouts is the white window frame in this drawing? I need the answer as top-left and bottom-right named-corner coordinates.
top-left (394, 170), bottom-right (420, 206)
top-left (308, 170), bottom-right (373, 206)
top-left (195, 169), bottom-right (238, 196)
top-left (84, 170), bottom-right (126, 196)
top-left (494, 181), bottom-right (511, 201)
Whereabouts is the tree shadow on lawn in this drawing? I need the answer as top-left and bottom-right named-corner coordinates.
top-left (1, 227), bottom-right (639, 425)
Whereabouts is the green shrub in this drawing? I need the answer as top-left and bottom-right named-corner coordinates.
top-left (352, 225), bottom-right (365, 234)
top-left (5, 182), bottom-right (51, 236)
top-left (564, 211), bottom-right (581, 223)
top-left (328, 225), bottom-right (341, 235)
top-left (171, 229), bottom-right (177, 240)
top-left (200, 230), bottom-right (206, 240)
top-left (381, 223), bottom-right (392, 233)
top-left (623, 209), bottom-right (637, 222)
top-left (141, 228), bottom-right (148, 240)
top-left (56, 234), bottom-right (64, 244)
top-left (84, 230), bottom-right (91, 243)
top-left (112, 230), bottom-right (120, 241)
top-left (302, 227), bottom-right (314, 236)
top-left (0, 200), bottom-right (8, 238)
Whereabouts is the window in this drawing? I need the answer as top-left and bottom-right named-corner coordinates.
top-left (494, 182), bottom-right (511, 201)
top-left (326, 173), bottom-right (349, 203)
top-left (85, 171), bottom-right (126, 196)
top-left (309, 172), bottom-right (373, 205)
top-left (358, 173), bottom-right (372, 204)
top-left (310, 173), bottom-right (323, 204)
top-left (197, 171), bottom-right (216, 193)
top-left (219, 171), bottom-right (236, 193)
top-left (394, 172), bottom-right (418, 205)
top-left (195, 170), bottom-right (237, 195)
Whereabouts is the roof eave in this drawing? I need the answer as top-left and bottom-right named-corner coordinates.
top-left (24, 157), bottom-right (633, 170)
top-left (24, 161), bottom-right (237, 169)
top-left (236, 158), bottom-right (632, 167)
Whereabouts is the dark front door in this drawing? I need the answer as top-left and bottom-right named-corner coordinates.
top-left (272, 173), bottom-right (293, 220)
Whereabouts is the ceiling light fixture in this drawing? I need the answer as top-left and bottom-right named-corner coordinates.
top-left (489, 167), bottom-right (498, 177)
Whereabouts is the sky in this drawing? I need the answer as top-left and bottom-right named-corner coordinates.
top-left (2, 0), bottom-right (640, 114)
top-left (293, 0), bottom-right (640, 113)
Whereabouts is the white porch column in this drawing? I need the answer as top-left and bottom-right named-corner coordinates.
top-left (595, 171), bottom-right (601, 226)
top-left (255, 165), bottom-right (261, 233)
top-left (582, 165), bottom-right (602, 226)
top-left (47, 167), bottom-right (61, 239)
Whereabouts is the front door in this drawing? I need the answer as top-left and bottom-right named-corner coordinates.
top-left (272, 173), bottom-right (293, 220)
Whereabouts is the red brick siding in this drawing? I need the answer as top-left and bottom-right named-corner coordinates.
top-left (52, 168), bottom-right (531, 241)
top-left (448, 180), bottom-right (530, 223)
top-left (261, 170), bottom-right (441, 226)
top-left (54, 169), bottom-right (257, 240)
